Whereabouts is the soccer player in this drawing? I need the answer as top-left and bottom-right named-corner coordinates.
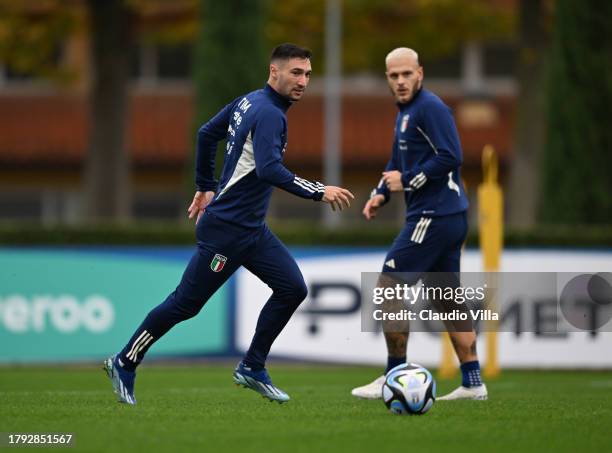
top-left (351, 47), bottom-right (487, 401)
top-left (104, 43), bottom-right (354, 405)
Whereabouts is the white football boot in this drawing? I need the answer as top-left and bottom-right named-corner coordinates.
top-left (437, 384), bottom-right (488, 401)
top-left (351, 375), bottom-right (385, 399)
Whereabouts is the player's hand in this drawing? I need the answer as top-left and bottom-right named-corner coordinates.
top-left (363, 194), bottom-right (385, 220)
top-left (382, 171), bottom-right (404, 192)
top-left (322, 186), bottom-right (355, 211)
top-left (187, 190), bottom-right (215, 223)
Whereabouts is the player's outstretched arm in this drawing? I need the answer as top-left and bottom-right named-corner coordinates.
top-left (363, 194), bottom-right (385, 220)
top-left (187, 190), bottom-right (215, 223)
top-left (322, 186), bottom-right (355, 211)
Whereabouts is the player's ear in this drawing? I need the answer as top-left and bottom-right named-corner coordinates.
top-left (269, 63), bottom-right (278, 80)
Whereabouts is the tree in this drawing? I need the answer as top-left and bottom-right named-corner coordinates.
top-left (192, 0), bottom-right (267, 182)
top-left (506, 0), bottom-right (549, 227)
top-left (83, 0), bottom-right (134, 222)
top-left (0, 0), bottom-right (76, 83)
top-left (266, 0), bottom-right (514, 73)
top-left (540, 0), bottom-right (612, 224)
top-left (0, 0), bottom-right (198, 223)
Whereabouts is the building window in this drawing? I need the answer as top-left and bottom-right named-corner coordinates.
top-left (483, 42), bottom-right (517, 77)
top-left (130, 40), bottom-right (193, 83)
top-left (421, 50), bottom-right (462, 79)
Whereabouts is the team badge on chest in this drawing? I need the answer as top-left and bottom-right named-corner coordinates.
top-left (210, 254), bottom-right (228, 272)
top-left (400, 114), bottom-right (410, 133)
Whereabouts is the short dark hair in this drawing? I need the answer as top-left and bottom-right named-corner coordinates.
top-left (270, 43), bottom-right (312, 62)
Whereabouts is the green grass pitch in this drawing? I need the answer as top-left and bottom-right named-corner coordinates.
top-left (1, 364), bottom-right (611, 452)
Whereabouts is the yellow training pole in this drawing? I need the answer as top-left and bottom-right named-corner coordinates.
top-left (478, 145), bottom-right (503, 378)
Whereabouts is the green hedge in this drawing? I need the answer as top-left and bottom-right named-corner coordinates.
top-left (0, 222), bottom-right (611, 248)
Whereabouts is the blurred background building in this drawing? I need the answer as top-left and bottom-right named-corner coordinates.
top-left (0, 0), bottom-right (524, 227)
top-left (0, 0), bottom-right (610, 230)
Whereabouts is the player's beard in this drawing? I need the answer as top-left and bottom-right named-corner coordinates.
top-left (394, 79), bottom-right (422, 104)
top-left (286, 84), bottom-right (305, 102)
top-left (277, 78), bottom-right (304, 102)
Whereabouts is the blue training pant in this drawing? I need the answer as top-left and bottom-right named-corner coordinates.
top-left (119, 211), bottom-right (307, 370)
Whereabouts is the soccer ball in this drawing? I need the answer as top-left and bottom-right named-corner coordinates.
top-left (382, 363), bottom-right (436, 415)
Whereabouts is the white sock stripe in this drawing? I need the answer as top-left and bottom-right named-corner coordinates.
top-left (126, 330), bottom-right (148, 360)
top-left (411, 218), bottom-right (426, 242)
top-left (415, 218), bottom-right (432, 243)
top-left (127, 332), bottom-right (152, 361)
top-left (131, 335), bottom-right (154, 361)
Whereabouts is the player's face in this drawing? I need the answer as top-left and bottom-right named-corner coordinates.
top-left (269, 58), bottom-right (312, 101)
top-left (386, 57), bottom-right (423, 104)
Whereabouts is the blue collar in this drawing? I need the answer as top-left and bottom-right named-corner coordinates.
top-left (264, 84), bottom-right (292, 112)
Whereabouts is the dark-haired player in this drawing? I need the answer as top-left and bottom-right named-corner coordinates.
top-left (104, 43), bottom-right (354, 405)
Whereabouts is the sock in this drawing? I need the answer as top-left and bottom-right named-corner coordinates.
top-left (460, 360), bottom-right (483, 387)
top-left (116, 356), bottom-right (135, 373)
top-left (386, 356), bottom-right (406, 374)
top-left (242, 360), bottom-right (264, 372)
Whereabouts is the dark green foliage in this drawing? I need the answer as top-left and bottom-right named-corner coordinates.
top-left (1, 222), bottom-right (612, 247)
top-left (191, 0), bottom-right (268, 182)
top-left (541, 0), bottom-right (612, 223)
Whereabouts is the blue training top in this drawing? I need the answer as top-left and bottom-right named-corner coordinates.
top-left (373, 88), bottom-right (469, 219)
top-left (195, 84), bottom-right (324, 228)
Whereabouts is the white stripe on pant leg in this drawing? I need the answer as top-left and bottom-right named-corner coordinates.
top-left (131, 335), bottom-right (154, 362)
top-left (126, 330), bottom-right (148, 360)
top-left (126, 330), bottom-right (148, 358)
top-left (127, 332), bottom-right (151, 361)
top-left (411, 218), bottom-right (426, 242)
top-left (415, 218), bottom-right (432, 244)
